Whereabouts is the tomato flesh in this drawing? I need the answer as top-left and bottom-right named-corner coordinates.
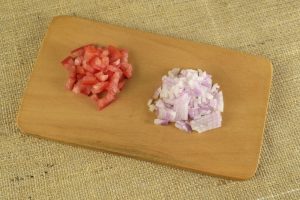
top-left (61, 44), bottom-right (132, 110)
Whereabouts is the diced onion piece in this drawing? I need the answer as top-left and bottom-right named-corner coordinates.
top-left (148, 68), bottom-right (224, 133)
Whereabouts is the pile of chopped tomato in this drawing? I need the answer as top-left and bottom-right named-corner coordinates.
top-left (61, 44), bottom-right (133, 110)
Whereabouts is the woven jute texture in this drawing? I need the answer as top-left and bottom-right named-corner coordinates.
top-left (1, 0), bottom-right (300, 199)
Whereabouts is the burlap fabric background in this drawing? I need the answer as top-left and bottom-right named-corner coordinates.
top-left (1, 0), bottom-right (299, 199)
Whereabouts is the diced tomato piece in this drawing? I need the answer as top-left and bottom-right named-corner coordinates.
top-left (66, 65), bottom-right (76, 73)
top-left (69, 70), bottom-right (76, 78)
top-left (71, 44), bottom-right (94, 57)
top-left (107, 71), bottom-right (122, 94)
top-left (72, 82), bottom-right (82, 94)
top-left (81, 86), bottom-right (92, 96)
top-left (71, 48), bottom-right (84, 58)
top-left (119, 74), bottom-right (125, 82)
top-left (96, 47), bottom-right (103, 54)
top-left (107, 65), bottom-right (118, 72)
top-left (120, 63), bottom-right (133, 78)
top-left (105, 70), bottom-right (113, 79)
top-left (91, 81), bottom-right (109, 94)
top-left (95, 72), bottom-right (109, 82)
top-left (83, 44), bottom-right (97, 52)
top-left (89, 56), bottom-right (103, 70)
top-left (72, 80), bottom-right (92, 95)
top-left (85, 72), bottom-right (94, 77)
top-left (124, 67), bottom-right (132, 78)
top-left (84, 45), bottom-right (100, 61)
top-left (118, 80), bottom-right (126, 90)
top-left (71, 45), bottom-right (91, 57)
top-left (65, 77), bottom-right (76, 90)
top-left (102, 49), bottom-right (109, 57)
top-left (76, 66), bottom-right (85, 75)
top-left (108, 45), bottom-right (122, 62)
top-left (112, 59), bottom-right (120, 66)
top-left (97, 92), bottom-right (116, 110)
top-left (108, 85), bottom-right (119, 94)
top-left (82, 76), bottom-right (98, 85)
top-left (112, 71), bottom-right (122, 83)
top-left (74, 56), bottom-right (84, 66)
top-left (61, 56), bottom-right (74, 68)
top-left (82, 62), bottom-right (95, 73)
top-left (102, 56), bottom-right (109, 66)
top-left (120, 63), bottom-right (128, 72)
top-left (77, 74), bottom-right (84, 79)
top-left (120, 49), bottom-right (128, 63)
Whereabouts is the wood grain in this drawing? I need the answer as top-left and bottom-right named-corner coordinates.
top-left (17, 16), bottom-right (272, 180)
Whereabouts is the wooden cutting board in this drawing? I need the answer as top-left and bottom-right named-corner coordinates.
top-left (18, 16), bottom-right (272, 180)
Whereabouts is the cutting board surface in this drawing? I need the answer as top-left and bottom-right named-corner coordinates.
top-left (18, 16), bottom-right (272, 180)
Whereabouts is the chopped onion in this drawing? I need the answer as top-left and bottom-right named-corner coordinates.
top-left (148, 68), bottom-right (224, 133)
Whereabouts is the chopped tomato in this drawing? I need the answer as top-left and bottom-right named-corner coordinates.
top-left (82, 62), bottom-right (95, 73)
top-left (89, 56), bottom-right (103, 70)
top-left (69, 71), bottom-right (76, 79)
top-left (102, 56), bottom-right (109, 66)
top-left (66, 65), bottom-right (76, 73)
top-left (85, 72), bottom-right (94, 77)
top-left (76, 66), bottom-right (85, 75)
top-left (118, 80), bottom-right (126, 90)
top-left (102, 49), bottom-right (109, 57)
top-left (107, 71), bottom-right (122, 94)
top-left (82, 75), bottom-right (98, 85)
top-left (107, 65), bottom-right (120, 73)
top-left (95, 72), bottom-right (109, 82)
top-left (91, 82), bottom-right (109, 94)
top-left (65, 77), bottom-right (76, 90)
top-left (120, 49), bottom-right (128, 63)
top-left (84, 45), bottom-right (100, 60)
top-left (120, 63), bottom-right (133, 78)
top-left (71, 48), bottom-right (84, 58)
top-left (108, 45), bottom-right (122, 62)
top-left (97, 92), bottom-right (116, 110)
top-left (106, 70), bottom-right (114, 78)
top-left (61, 44), bottom-right (133, 110)
top-left (61, 56), bottom-right (74, 68)
top-left (72, 82), bottom-right (82, 94)
top-left (74, 56), bottom-right (83, 66)
top-left (81, 86), bottom-right (92, 95)
top-left (77, 74), bottom-right (84, 79)
top-left (112, 59), bottom-right (120, 66)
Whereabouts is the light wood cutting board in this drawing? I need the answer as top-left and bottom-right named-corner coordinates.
top-left (18, 16), bottom-right (272, 180)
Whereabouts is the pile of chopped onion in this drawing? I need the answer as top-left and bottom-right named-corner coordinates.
top-left (148, 68), bottom-right (224, 133)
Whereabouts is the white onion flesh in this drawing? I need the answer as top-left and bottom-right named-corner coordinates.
top-left (148, 68), bottom-right (224, 133)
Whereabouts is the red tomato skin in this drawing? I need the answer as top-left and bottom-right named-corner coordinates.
top-left (65, 77), bottom-right (76, 90)
top-left (81, 86), bottom-right (92, 96)
top-left (61, 56), bottom-right (74, 68)
top-left (121, 63), bottom-right (132, 78)
top-left (108, 45), bottom-right (122, 62)
top-left (81, 76), bottom-right (98, 85)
